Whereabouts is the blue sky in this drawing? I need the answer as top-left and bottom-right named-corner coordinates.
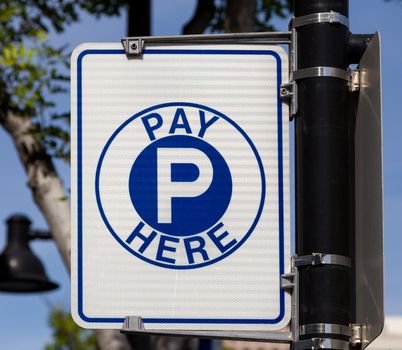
top-left (0, 0), bottom-right (400, 349)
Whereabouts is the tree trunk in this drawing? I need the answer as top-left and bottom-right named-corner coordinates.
top-left (0, 111), bottom-right (132, 350)
top-left (128, 0), bottom-right (151, 36)
top-left (224, 0), bottom-right (256, 33)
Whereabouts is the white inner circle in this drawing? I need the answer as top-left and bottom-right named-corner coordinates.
top-left (98, 105), bottom-right (262, 266)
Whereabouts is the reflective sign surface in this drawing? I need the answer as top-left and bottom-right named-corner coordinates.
top-left (71, 44), bottom-right (290, 330)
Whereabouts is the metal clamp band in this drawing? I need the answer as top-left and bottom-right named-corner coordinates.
top-left (291, 11), bottom-right (349, 29)
top-left (293, 67), bottom-right (350, 81)
top-left (294, 253), bottom-right (351, 268)
top-left (294, 338), bottom-right (349, 350)
top-left (300, 324), bottom-right (351, 338)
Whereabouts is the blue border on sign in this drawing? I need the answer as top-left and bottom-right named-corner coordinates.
top-left (95, 102), bottom-right (265, 269)
top-left (76, 48), bottom-right (286, 325)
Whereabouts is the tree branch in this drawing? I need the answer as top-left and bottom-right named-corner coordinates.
top-left (0, 111), bottom-right (131, 350)
top-left (182, 0), bottom-right (215, 34)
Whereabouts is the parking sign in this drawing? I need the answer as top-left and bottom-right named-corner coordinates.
top-left (71, 43), bottom-right (290, 330)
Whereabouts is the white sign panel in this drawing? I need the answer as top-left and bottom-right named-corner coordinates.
top-left (71, 43), bottom-right (290, 331)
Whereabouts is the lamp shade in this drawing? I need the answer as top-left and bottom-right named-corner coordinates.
top-left (0, 215), bottom-right (58, 292)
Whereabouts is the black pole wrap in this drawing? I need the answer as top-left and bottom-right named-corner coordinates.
top-left (294, 0), bottom-right (352, 342)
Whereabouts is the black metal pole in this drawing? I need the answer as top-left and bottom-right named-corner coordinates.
top-left (294, 0), bottom-right (352, 343)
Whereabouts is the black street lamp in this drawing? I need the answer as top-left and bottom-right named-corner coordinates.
top-left (0, 214), bottom-right (59, 292)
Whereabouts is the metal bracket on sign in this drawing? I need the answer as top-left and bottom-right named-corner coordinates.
top-left (349, 69), bottom-right (360, 92)
top-left (280, 271), bottom-right (295, 291)
top-left (350, 323), bottom-right (364, 346)
top-left (122, 38), bottom-right (144, 55)
top-left (121, 316), bottom-right (293, 343)
top-left (121, 31), bottom-right (291, 57)
top-left (280, 83), bottom-right (296, 121)
top-left (283, 26), bottom-right (298, 119)
top-left (281, 256), bottom-right (300, 344)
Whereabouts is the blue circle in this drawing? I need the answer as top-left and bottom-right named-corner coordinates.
top-left (95, 102), bottom-right (266, 269)
top-left (129, 135), bottom-right (232, 237)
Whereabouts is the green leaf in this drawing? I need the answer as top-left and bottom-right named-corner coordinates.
top-left (45, 308), bottom-right (99, 350)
